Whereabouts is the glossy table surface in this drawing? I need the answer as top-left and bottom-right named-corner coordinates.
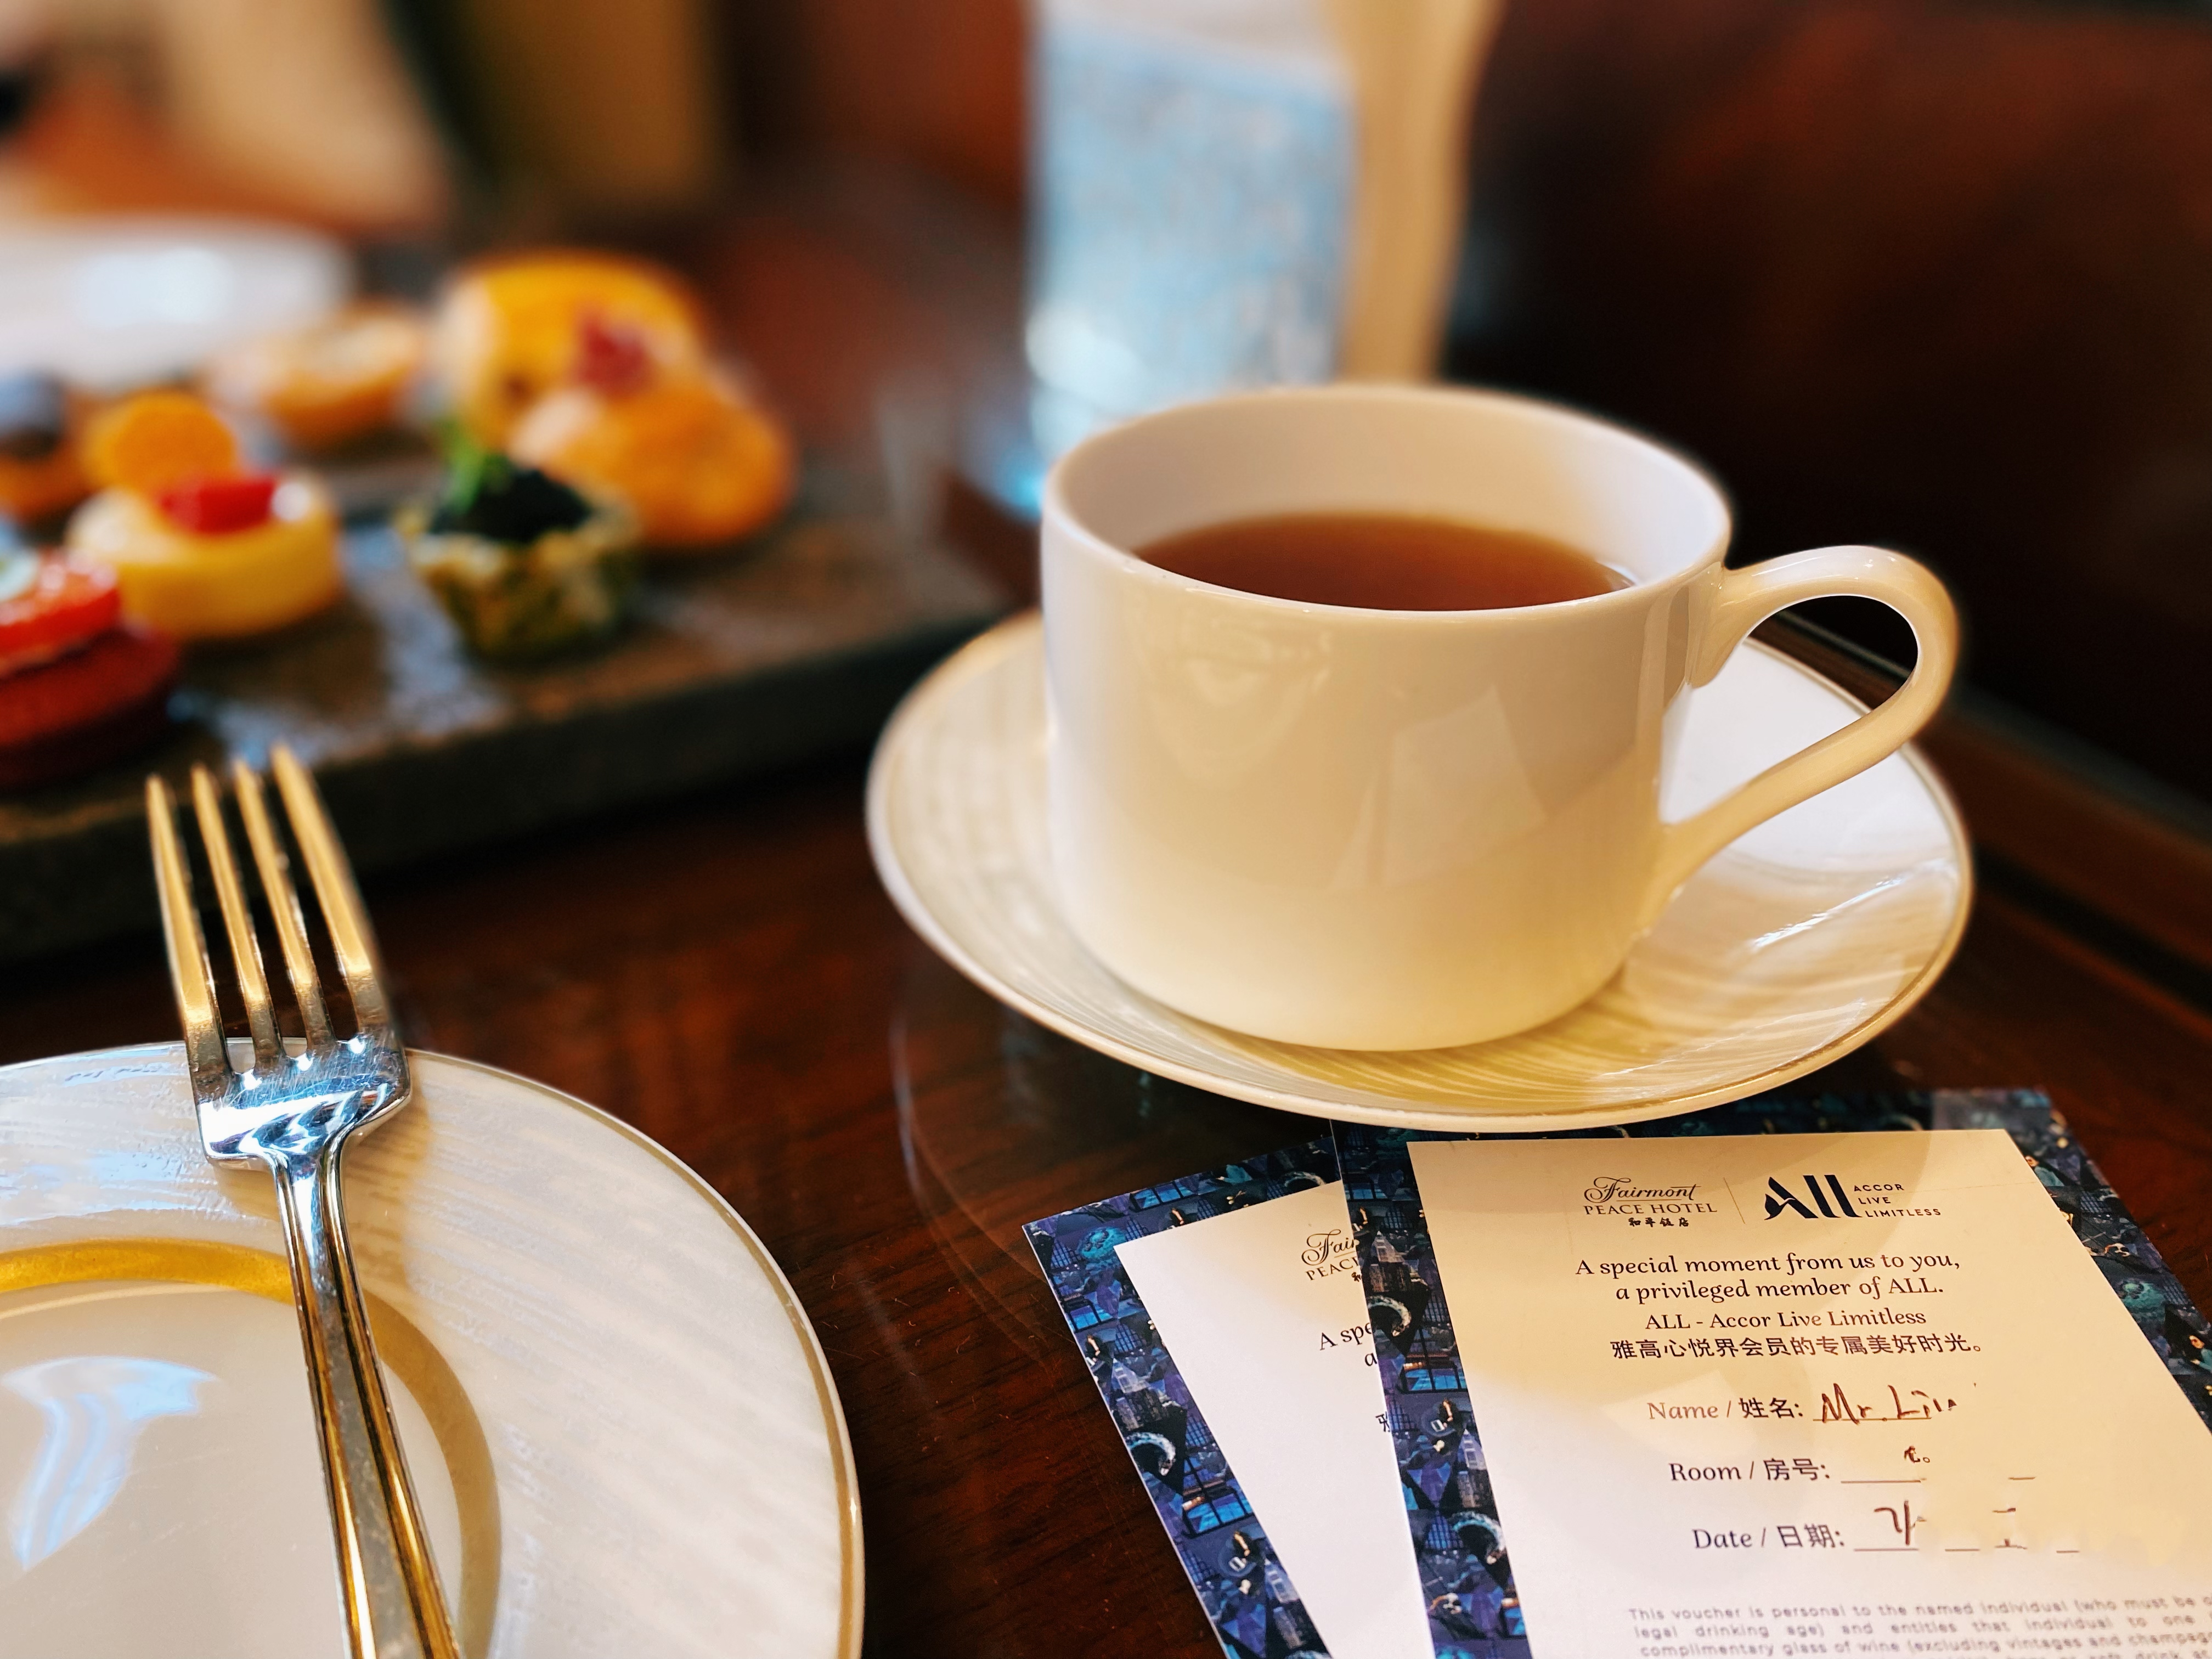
top-left (6, 724), bottom-right (2210, 1656)
top-left (4, 170), bottom-right (2210, 1656)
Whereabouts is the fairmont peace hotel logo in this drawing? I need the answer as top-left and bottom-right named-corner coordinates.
top-left (1581, 1176), bottom-right (1714, 1228)
top-left (1584, 1177), bottom-right (1699, 1205)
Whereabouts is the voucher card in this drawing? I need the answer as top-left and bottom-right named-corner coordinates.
top-left (1026, 1139), bottom-right (1418, 1659)
top-left (1397, 1119), bottom-right (2212, 1658)
top-left (1115, 1171), bottom-right (1428, 1659)
top-left (1336, 1088), bottom-right (2212, 1659)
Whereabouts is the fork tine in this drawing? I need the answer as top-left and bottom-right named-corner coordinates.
top-left (270, 745), bottom-right (393, 1034)
top-left (146, 775), bottom-right (230, 1090)
top-left (190, 765), bottom-right (284, 1068)
top-left (232, 757), bottom-right (334, 1047)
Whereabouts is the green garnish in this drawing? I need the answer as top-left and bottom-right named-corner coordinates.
top-left (429, 422), bottom-right (590, 544)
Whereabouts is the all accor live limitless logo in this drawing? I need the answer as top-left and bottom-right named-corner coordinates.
top-left (1764, 1175), bottom-right (1862, 1220)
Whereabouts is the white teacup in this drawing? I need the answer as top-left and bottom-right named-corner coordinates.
top-left (1041, 385), bottom-right (1958, 1051)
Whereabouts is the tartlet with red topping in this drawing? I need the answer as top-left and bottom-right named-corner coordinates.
top-left (64, 391), bottom-right (342, 640)
top-left (509, 314), bottom-right (793, 552)
top-left (0, 541), bottom-right (179, 790)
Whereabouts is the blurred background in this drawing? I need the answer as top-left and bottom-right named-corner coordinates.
top-left (0, 0), bottom-right (2207, 811)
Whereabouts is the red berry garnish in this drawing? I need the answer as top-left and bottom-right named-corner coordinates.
top-left (155, 473), bottom-right (279, 534)
top-left (573, 310), bottom-right (654, 396)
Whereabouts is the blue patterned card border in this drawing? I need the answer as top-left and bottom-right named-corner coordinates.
top-left (1335, 1087), bottom-right (2212, 1659)
top-left (1025, 1139), bottom-right (1342, 1659)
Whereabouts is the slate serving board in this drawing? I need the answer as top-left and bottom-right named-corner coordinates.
top-left (0, 497), bottom-right (1008, 961)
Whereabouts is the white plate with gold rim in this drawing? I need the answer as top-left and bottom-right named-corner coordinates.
top-left (0, 1047), bottom-right (861, 1659)
top-left (867, 613), bottom-right (1970, 1132)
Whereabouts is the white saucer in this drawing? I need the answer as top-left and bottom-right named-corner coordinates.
top-left (867, 614), bottom-right (1970, 1132)
top-left (0, 1047), bottom-right (861, 1658)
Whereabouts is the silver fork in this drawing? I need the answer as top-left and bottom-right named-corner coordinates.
top-left (148, 747), bottom-right (461, 1659)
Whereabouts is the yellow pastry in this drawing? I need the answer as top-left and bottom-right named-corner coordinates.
top-left (509, 375), bottom-right (794, 550)
top-left (204, 301), bottom-right (427, 451)
top-left (68, 391), bottom-right (343, 639)
top-left (432, 252), bottom-right (707, 447)
top-left (67, 475), bottom-right (342, 640)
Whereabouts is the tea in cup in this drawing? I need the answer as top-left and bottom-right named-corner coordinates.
top-left (1041, 385), bottom-right (1956, 1049)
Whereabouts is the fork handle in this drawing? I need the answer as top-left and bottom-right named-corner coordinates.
top-left (268, 1141), bottom-right (462, 1659)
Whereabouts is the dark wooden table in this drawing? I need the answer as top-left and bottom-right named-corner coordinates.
top-left (4, 168), bottom-right (2209, 1656)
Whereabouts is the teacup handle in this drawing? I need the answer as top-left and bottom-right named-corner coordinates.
top-left (1638, 546), bottom-right (1959, 929)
